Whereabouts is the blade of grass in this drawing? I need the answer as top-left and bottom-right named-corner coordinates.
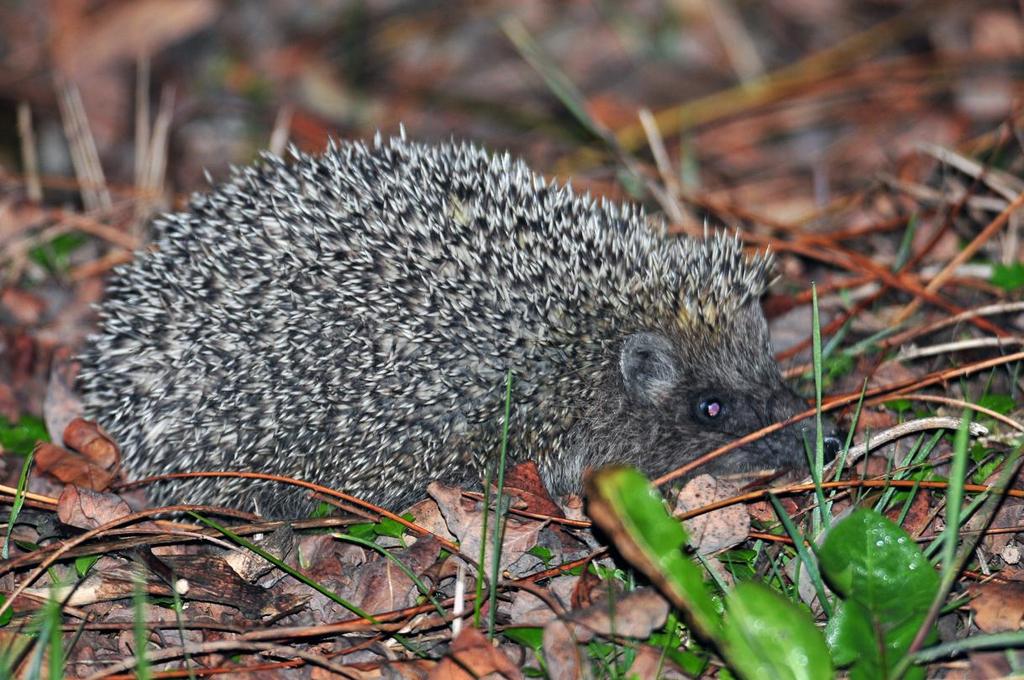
top-left (132, 569), bottom-right (151, 680)
top-left (171, 574), bottom-right (197, 680)
top-left (487, 370), bottom-right (514, 638)
top-left (501, 18), bottom-right (603, 140)
top-left (810, 285), bottom-right (830, 533)
top-left (474, 446), bottom-right (493, 628)
top-left (189, 512), bottom-right (424, 655)
top-left (873, 432), bottom-right (940, 514)
top-left (893, 213), bottom-right (920, 271)
top-left (334, 533), bottom-right (446, 617)
top-left (942, 412), bottom-right (971, 575)
top-left (27, 590), bottom-right (62, 679)
top-left (912, 630), bottom-right (1024, 663)
top-left (829, 379), bottom-right (866, 486)
top-left (896, 430), bottom-right (1024, 674)
top-left (4, 449), bottom-right (34, 559)
top-left (766, 494), bottom-right (831, 617)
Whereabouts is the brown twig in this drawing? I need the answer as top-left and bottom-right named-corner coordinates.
top-left (893, 190), bottom-right (1024, 324)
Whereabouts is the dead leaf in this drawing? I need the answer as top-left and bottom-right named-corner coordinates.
top-left (31, 553), bottom-right (284, 619)
top-left (44, 347), bottom-right (83, 446)
top-left (626, 644), bottom-right (689, 679)
top-left (854, 408), bottom-right (898, 434)
top-left (1, 330), bottom-right (50, 419)
top-left (428, 482), bottom-right (543, 577)
top-left (865, 359), bottom-right (920, 392)
top-left (569, 556), bottom-right (607, 609)
top-left (299, 535), bottom-right (440, 623)
top-left (967, 649), bottom-right (1024, 679)
top-left (223, 525), bottom-right (295, 583)
top-left (749, 496), bottom-right (797, 523)
top-left (542, 620), bottom-right (584, 680)
top-left (972, 10), bottom-right (1024, 58)
top-left (0, 382), bottom-right (18, 423)
top-left (429, 626), bottom-right (523, 680)
top-left (910, 219), bottom-right (961, 265)
top-left (967, 581), bottom-right (1024, 633)
top-left (542, 588), bottom-right (670, 680)
top-left (63, 418), bottom-right (120, 469)
top-left (0, 288), bottom-right (45, 325)
top-left (886, 489), bottom-right (933, 537)
top-left (501, 461), bottom-right (565, 519)
top-left (348, 535), bottom-right (441, 615)
top-left (506, 574), bottom-right (580, 625)
top-left (35, 442), bottom-right (116, 491)
top-left (972, 469), bottom-right (1024, 556)
top-left (52, 0), bottom-right (219, 77)
top-left (675, 474), bottom-right (749, 554)
top-left (401, 496), bottom-right (458, 545)
top-left (56, 485), bottom-right (132, 529)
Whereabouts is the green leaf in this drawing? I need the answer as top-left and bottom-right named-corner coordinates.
top-left (825, 601), bottom-right (877, 672)
top-left (824, 353), bottom-right (855, 381)
top-left (527, 545), bottom-right (553, 565)
top-left (346, 522), bottom-right (376, 540)
top-left (75, 555), bottom-right (101, 578)
top-left (820, 509), bottom-right (938, 614)
top-left (722, 581), bottom-right (833, 680)
top-left (0, 595), bottom-right (12, 627)
top-left (309, 501), bottom-right (334, 518)
top-left (976, 393), bottom-right (1015, 415)
top-left (970, 444), bottom-right (1006, 485)
top-left (883, 399), bottom-right (912, 414)
top-left (503, 626), bottom-right (543, 650)
top-left (667, 647), bottom-right (709, 676)
top-left (716, 548), bottom-right (757, 581)
top-left (373, 515), bottom-right (409, 539)
top-left (589, 467), bottom-right (835, 680)
top-left (586, 466), bottom-right (722, 640)
top-left (650, 612), bottom-right (709, 675)
top-left (991, 262), bottom-right (1024, 291)
top-left (0, 415), bottom-right (49, 456)
top-left (4, 449), bottom-right (35, 560)
top-left (29, 233), bottom-right (87, 274)
top-left (819, 509), bottom-right (939, 678)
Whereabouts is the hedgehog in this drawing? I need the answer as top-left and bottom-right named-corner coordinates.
top-left (78, 133), bottom-right (838, 516)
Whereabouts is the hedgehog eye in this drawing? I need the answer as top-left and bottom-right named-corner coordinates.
top-left (698, 398), bottom-right (724, 421)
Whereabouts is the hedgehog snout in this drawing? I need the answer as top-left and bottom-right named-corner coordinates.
top-left (787, 409), bottom-right (843, 467)
top-left (764, 385), bottom-right (843, 469)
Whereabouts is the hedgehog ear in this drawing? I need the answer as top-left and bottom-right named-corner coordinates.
top-left (620, 332), bottom-right (678, 405)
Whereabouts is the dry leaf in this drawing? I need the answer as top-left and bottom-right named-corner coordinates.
top-left (35, 442), bottom-right (116, 491)
top-left (348, 535), bottom-right (441, 615)
top-left (501, 460), bottom-right (565, 519)
top-left (865, 359), bottom-right (920, 392)
top-left (886, 489), bottom-right (933, 537)
top-left (63, 418), bottom-right (120, 468)
top-left (626, 644), bottom-right (688, 679)
top-left (967, 650), bottom-right (1024, 679)
top-left (429, 626), bottom-right (523, 680)
top-left (44, 347), bottom-right (84, 446)
top-left (0, 288), bottom-right (45, 325)
top-left (56, 485), bottom-right (132, 529)
top-left (675, 474), bottom-right (749, 554)
top-left (52, 0), bottom-right (219, 77)
top-left (542, 588), bottom-right (670, 680)
top-left (428, 482), bottom-right (543, 577)
top-left (968, 581), bottom-right (1024, 633)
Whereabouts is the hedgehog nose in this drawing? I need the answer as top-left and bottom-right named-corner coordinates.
top-left (823, 432), bottom-right (843, 463)
top-left (818, 412), bottom-right (843, 464)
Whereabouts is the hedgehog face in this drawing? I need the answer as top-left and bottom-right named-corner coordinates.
top-left (556, 302), bottom-right (838, 496)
